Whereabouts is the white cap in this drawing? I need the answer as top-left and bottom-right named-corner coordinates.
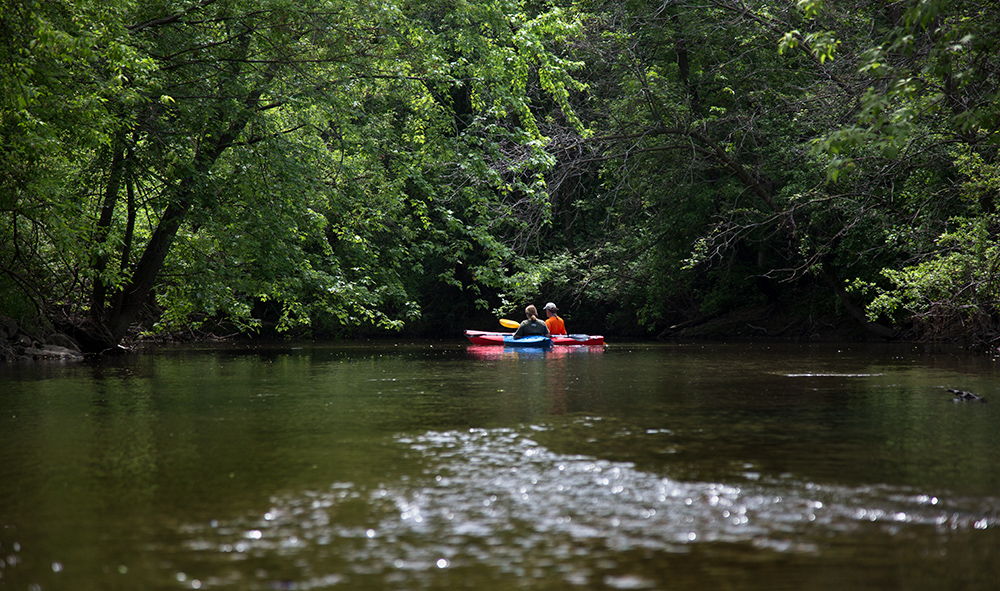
top-left (544, 302), bottom-right (558, 311)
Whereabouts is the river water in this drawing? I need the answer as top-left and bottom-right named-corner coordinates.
top-left (2, 340), bottom-right (999, 590)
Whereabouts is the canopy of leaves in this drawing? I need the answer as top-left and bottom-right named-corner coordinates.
top-left (2, 0), bottom-right (998, 351)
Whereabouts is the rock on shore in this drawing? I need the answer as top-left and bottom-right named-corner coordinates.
top-left (1, 316), bottom-right (84, 362)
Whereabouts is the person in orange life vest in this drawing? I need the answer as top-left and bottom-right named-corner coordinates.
top-left (543, 302), bottom-right (566, 335)
top-left (514, 304), bottom-right (550, 338)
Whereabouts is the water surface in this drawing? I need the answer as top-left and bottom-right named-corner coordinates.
top-left (2, 341), bottom-right (999, 590)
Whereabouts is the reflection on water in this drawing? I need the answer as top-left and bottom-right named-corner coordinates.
top-left (173, 423), bottom-right (998, 590)
top-left (2, 341), bottom-right (1000, 590)
top-left (465, 344), bottom-right (604, 360)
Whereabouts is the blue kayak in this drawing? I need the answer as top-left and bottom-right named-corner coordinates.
top-left (502, 335), bottom-right (552, 348)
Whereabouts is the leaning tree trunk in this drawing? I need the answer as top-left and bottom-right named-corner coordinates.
top-left (85, 71), bottom-right (273, 351)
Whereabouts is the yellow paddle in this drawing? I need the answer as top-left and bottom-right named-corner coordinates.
top-left (500, 318), bottom-right (520, 329)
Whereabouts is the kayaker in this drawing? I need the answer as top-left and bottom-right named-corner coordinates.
top-left (543, 302), bottom-right (566, 335)
top-left (513, 305), bottom-right (550, 338)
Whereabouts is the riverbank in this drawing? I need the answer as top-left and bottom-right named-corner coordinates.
top-left (0, 316), bottom-right (85, 362)
top-left (1, 307), bottom-right (887, 364)
top-left (657, 303), bottom-right (876, 342)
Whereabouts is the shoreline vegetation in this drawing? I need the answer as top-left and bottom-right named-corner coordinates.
top-left (0, 304), bottom-right (944, 364)
top-left (3, 2), bottom-right (999, 358)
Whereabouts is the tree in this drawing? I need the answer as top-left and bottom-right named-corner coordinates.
top-left (514, 0), bottom-right (849, 334)
top-left (527, 0), bottom-right (996, 341)
top-left (812, 0), bottom-right (1000, 349)
top-left (1, 0), bottom-right (130, 326)
top-left (2, 0), bottom-right (587, 349)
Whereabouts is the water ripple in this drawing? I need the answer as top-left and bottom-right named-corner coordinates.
top-left (179, 426), bottom-right (1000, 589)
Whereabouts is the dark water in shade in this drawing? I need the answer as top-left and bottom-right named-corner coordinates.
top-left (2, 340), bottom-right (1000, 590)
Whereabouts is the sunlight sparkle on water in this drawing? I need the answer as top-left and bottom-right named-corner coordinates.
top-left (172, 424), bottom-right (998, 588)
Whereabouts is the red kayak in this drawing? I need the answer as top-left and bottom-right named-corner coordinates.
top-left (464, 330), bottom-right (604, 346)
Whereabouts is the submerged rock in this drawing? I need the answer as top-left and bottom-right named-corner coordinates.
top-left (946, 388), bottom-right (987, 403)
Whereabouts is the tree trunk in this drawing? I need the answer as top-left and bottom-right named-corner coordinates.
top-left (104, 198), bottom-right (192, 345)
top-left (90, 134), bottom-right (127, 323)
top-left (86, 60), bottom-right (276, 350)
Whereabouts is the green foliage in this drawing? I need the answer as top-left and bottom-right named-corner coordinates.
top-left (2, 0), bottom-right (589, 344)
top-left (814, 0), bottom-right (1000, 171)
top-left (1, 0), bottom-right (130, 319)
top-left (0, 274), bottom-right (37, 321)
top-left (799, 2), bottom-right (1000, 346)
top-left (3, 0), bottom-right (998, 347)
top-left (856, 146), bottom-right (1000, 348)
top-left (866, 215), bottom-right (1000, 347)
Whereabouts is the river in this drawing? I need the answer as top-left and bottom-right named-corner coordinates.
top-left (2, 340), bottom-right (999, 590)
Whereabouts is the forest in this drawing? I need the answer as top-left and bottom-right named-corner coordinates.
top-left (1, 0), bottom-right (998, 356)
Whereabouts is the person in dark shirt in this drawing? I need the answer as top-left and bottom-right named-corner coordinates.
top-left (513, 305), bottom-right (550, 338)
